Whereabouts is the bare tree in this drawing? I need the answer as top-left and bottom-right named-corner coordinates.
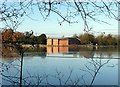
top-left (1, 45), bottom-right (117, 86)
top-left (0, 0), bottom-right (118, 32)
top-left (0, 0), bottom-right (119, 86)
top-left (79, 54), bottom-right (114, 86)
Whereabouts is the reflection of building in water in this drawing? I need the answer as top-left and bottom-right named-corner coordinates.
top-left (47, 47), bottom-right (68, 54)
top-left (47, 38), bottom-right (81, 46)
top-left (47, 46), bottom-right (95, 58)
top-left (53, 47), bottom-right (59, 54)
top-left (47, 47), bottom-right (53, 54)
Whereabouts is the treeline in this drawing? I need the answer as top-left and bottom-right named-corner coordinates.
top-left (2, 28), bottom-right (120, 46)
top-left (18, 34), bottom-right (47, 45)
top-left (73, 33), bottom-right (120, 46)
top-left (1, 28), bottom-right (47, 45)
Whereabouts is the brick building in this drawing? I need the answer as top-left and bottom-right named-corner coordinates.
top-left (47, 38), bottom-right (81, 46)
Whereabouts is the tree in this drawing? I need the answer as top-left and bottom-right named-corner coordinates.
top-left (30, 35), bottom-right (37, 46)
top-left (79, 33), bottom-right (95, 45)
top-left (96, 34), bottom-right (104, 45)
top-left (106, 34), bottom-right (115, 45)
top-left (38, 34), bottom-right (47, 45)
top-left (96, 34), bottom-right (110, 45)
top-left (0, 1), bottom-right (118, 86)
top-left (0, 1), bottom-right (118, 32)
top-left (2, 28), bottom-right (14, 43)
top-left (24, 30), bottom-right (33, 38)
top-left (118, 35), bottom-right (120, 46)
top-left (96, 34), bottom-right (118, 45)
top-left (12, 32), bottom-right (23, 42)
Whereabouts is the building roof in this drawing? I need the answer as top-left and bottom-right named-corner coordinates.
top-left (47, 37), bottom-right (81, 41)
top-left (47, 37), bottom-right (77, 39)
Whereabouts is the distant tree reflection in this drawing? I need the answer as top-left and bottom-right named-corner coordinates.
top-left (38, 47), bottom-right (47, 58)
top-left (2, 44), bottom-right (20, 58)
top-left (46, 46), bottom-right (117, 59)
top-left (1, 45), bottom-right (118, 86)
top-left (79, 47), bottom-right (95, 58)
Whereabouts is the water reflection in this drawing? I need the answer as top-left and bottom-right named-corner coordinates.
top-left (24, 46), bottom-right (47, 58)
top-left (1, 44), bottom-right (118, 59)
top-left (1, 44), bottom-right (47, 59)
top-left (1, 45), bottom-right (119, 86)
top-left (47, 46), bottom-right (69, 54)
top-left (47, 46), bottom-right (118, 59)
top-left (1, 53), bottom-right (118, 85)
top-left (1, 44), bottom-right (19, 58)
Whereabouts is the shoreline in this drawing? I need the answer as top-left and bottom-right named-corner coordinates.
top-left (1, 43), bottom-right (119, 48)
top-left (22, 44), bottom-right (118, 48)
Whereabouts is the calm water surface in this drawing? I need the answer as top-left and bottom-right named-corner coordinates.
top-left (1, 45), bottom-right (120, 86)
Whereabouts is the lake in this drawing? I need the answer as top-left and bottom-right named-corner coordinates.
top-left (1, 44), bottom-right (120, 86)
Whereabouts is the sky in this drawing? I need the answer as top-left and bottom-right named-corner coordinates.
top-left (0, 1), bottom-right (118, 38)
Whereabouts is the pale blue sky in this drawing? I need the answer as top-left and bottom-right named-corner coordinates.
top-left (0, 1), bottom-right (118, 37)
top-left (18, 12), bottom-right (118, 37)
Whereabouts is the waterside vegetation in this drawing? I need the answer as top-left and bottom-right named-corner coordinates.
top-left (1, 28), bottom-right (120, 47)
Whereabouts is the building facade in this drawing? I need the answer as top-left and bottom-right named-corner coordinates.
top-left (47, 38), bottom-right (53, 45)
top-left (47, 38), bottom-right (81, 46)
